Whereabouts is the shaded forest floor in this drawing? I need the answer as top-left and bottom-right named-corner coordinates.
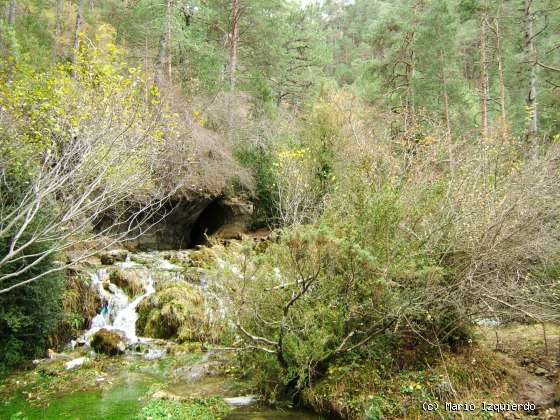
top-left (479, 323), bottom-right (559, 414)
top-left (302, 324), bottom-right (559, 419)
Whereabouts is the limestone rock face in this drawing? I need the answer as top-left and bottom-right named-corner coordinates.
top-left (120, 196), bottom-right (253, 250)
top-left (90, 329), bottom-right (126, 355)
top-left (212, 198), bottom-right (253, 240)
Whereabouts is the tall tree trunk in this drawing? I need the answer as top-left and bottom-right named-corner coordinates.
top-left (71, 0), bottom-right (84, 79)
top-left (154, 32), bottom-right (166, 89)
top-left (479, 11), bottom-right (489, 140)
top-left (54, 0), bottom-right (64, 58)
top-left (166, 0), bottom-right (172, 84)
top-left (154, 0), bottom-right (172, 90)
top-left (228, 0), bottom-right (240, 93)
top-left (492, 13), bottom-right (508, 139)
top-left (524, 0), bottom-right (538, 141)
top-left (55, 0), bottom-right (64, 37)
top-left (440, 50), bottom-right (452, 141)
top-left (226, 0), bottom-right (240, 142)
top-left (7, 0), bottom-right (16, 25)
top-left (144, 35), bottom-right (149, 103)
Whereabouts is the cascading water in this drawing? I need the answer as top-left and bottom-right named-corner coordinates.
top-left (81, 265), bottom-right (155, 345)
top-left (112, 278), bottom-right (155, 342)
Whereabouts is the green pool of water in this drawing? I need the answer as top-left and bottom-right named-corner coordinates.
top-left (1, 380), bottom-right (150, 419)
top-left (0, 352), bottom-right (324, 419)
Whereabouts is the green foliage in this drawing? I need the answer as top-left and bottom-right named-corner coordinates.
top-left (1, 2), bottom-right (559, 417)
top-left (0, 273), bottom-right (63, 371)
top-left (236, 145), bottom-right (279, 228)
top-left (365, 397), bottom-right (384, 420)
top-left (50, 271), bottom-right (102, 348)
top-left (137, 397), bottom-right (231, 420)
top-left (215, 138), bottom-right (501, 400)
top-left (300, 100), bottom-right (339, 196)
top-left (0, 170), bottom-right (64, 372)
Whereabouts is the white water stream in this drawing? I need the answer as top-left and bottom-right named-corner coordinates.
top-left (81, 264), bottom-right (155, 345)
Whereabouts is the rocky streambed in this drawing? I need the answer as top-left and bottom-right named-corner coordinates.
top-left (0, 248), bottom-right (320, 420)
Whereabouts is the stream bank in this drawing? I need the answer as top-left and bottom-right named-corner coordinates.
top-left (0, 247), bottom-right (322, 420)
top-left (0, 349), bottom-right (320, 419)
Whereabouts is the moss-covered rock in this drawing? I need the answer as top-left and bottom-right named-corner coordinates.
top-left (99, 249), bottom-right (128, 265)
top-left (189, 247), bottom-right (217, 268)
top-left (50, 273), bottom-right (102, 349)
top-left (136, 282), bottom-right (208, 343)
top-left (90, 329), bottom-right (126, 355)
top-left (160, 250), bottom-right (193, 266)
top-left (109, 269), bottom-right (145, 298)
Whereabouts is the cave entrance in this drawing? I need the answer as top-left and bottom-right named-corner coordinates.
top-left (189, 199), bottom-right (233, 247)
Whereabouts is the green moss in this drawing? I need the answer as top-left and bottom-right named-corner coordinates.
top-left (302, 345), bottom-right (516, 419)
top-left (109, 269), bottom-right (145, 298)
top-left (90, 329), bottom-right (125, 355)
top-left (189, 248), bottom-right (217, 268)
top-left (51, 272), bottom-right (102, 349)
top-left (137, 397), bottom-right (231, 420)
top-left (0, 379), bottom-right (152, 419)
top-left (136, 282), bottom-right (208, 343)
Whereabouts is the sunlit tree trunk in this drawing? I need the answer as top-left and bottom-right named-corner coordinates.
top-left (440, 50), bottom-right (452, 141)
top-left (524, 0), bottom-right (538, 141)
top-left (144, 35), bottom-right (149, 102)
top-left (228, 0), bottom-right (240, 93)
top-left (154, 32), bottom-right (166, 88)
top-left (7, 0), bottom-right (16, 25)
top-left (492, 13), bottom-right (508, 139)
top-left (54, 0), bottom-right (64, 58)
top-left (226, 0), bottom-right (241, 141)
top-left (55, 0), bottom-right (64, 37)
top-left (479, 10), bottom-right (489, 140)
top-left (71, 0), bottom-right (84, 78)
top-left (154, 0), bottom-right (172, 90)
top-left (166, 0), bottom-right (172, 84)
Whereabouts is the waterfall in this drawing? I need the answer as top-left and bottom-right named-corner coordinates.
top-left (82, 267), bottom-right (155, 345)
top-left (112, 277), bottom-right (154, 342)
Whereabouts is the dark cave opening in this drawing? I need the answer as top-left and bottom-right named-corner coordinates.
top-left (189, 199), bottom-right (233, 247)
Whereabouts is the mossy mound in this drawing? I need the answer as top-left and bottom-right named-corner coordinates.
top-left (90, 329), bottom-right (126, 355)
top-left (51, 273), bottom-right (102, 348)
top-left (302, 346), bottom-right (516, 419)
top-left (189, 247), bottom-right (217, 268)
top-left (136, 282), bottom-right (208, 343)
top-left (109, 269), bottom-right (145, 298)
top-left (99, 249), bottom-right (128, 265)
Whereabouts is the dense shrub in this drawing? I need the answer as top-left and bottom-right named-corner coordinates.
top-left (212, 211), bottom-right (468, 399)
top-left (210, 94), bottom-right (560, 401)
top-left (0, 172), bottom-right (64, 371)
top-left (235, 145), bottom-right (279, 228)
top-left (0, 271), bottom-right (63, 371)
